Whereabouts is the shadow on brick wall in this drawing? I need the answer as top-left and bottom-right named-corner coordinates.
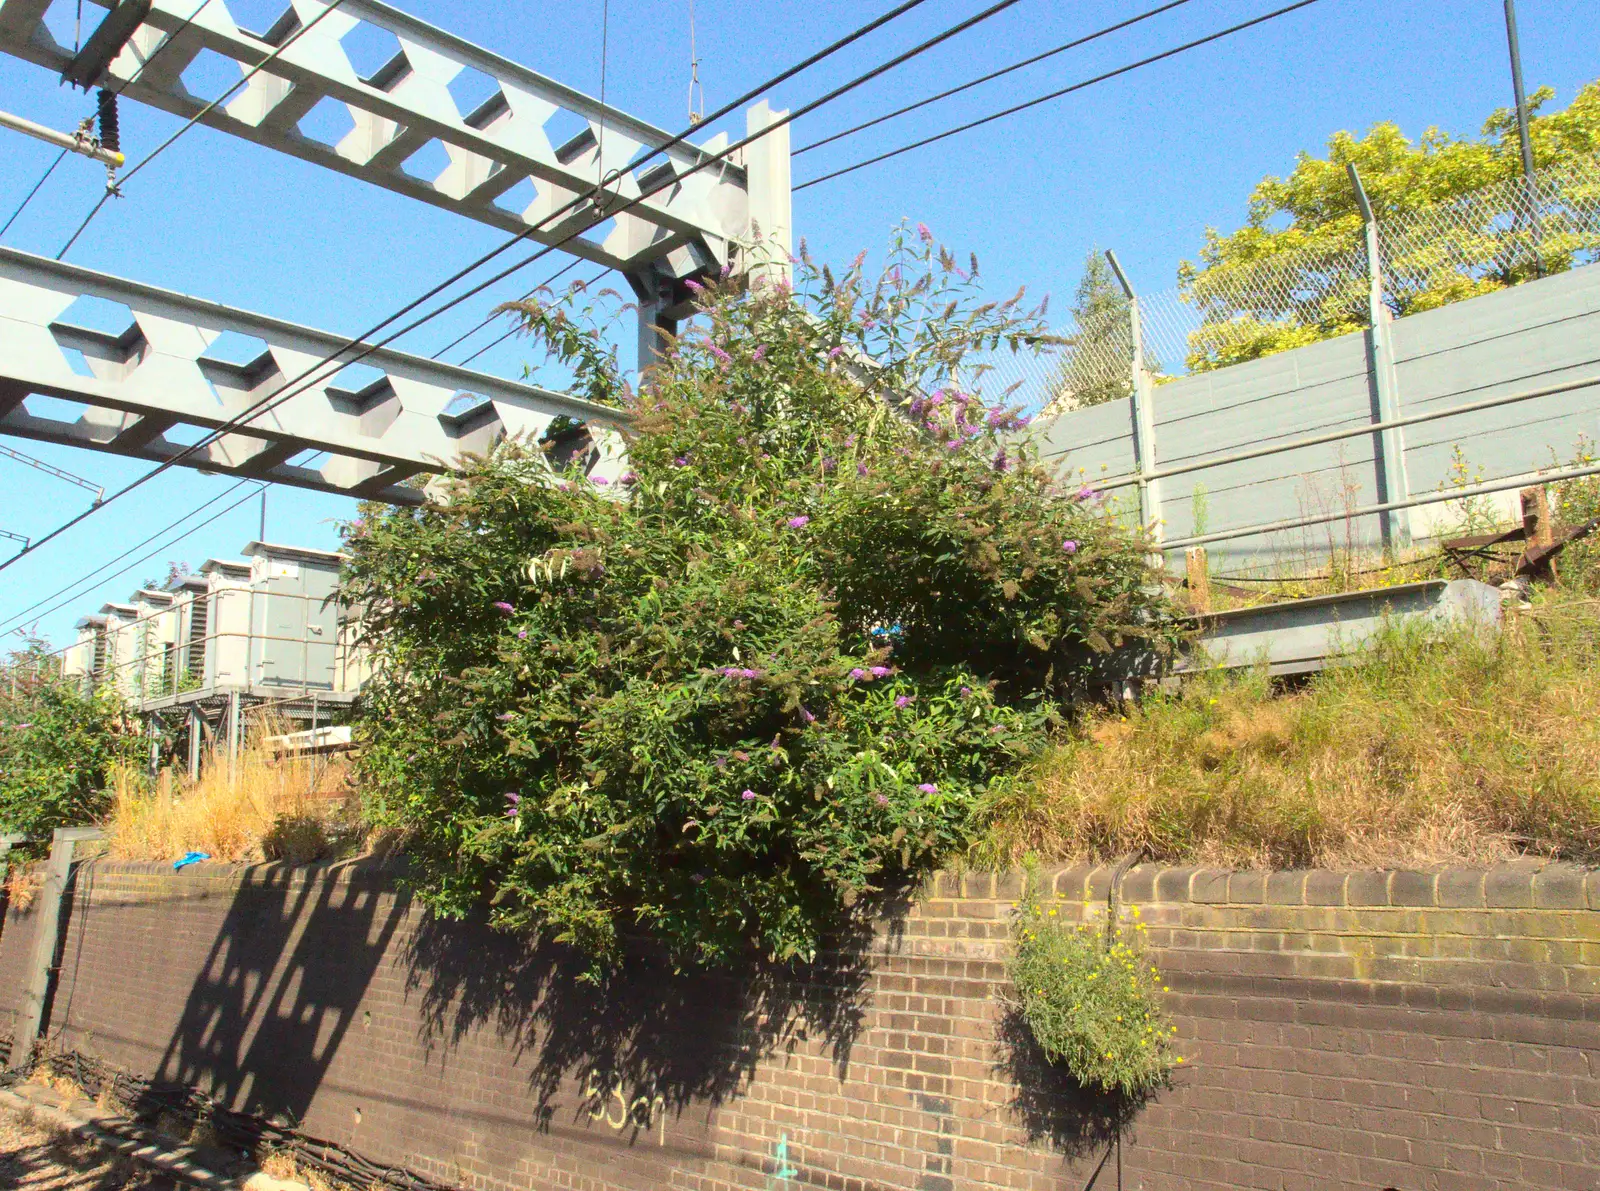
top-left (995, 1007), bottom-right (1151, 1164)
top-left (137, 864), bottom-right (407, 1126)
top-left (404, 906), bottom-right (880, 1125)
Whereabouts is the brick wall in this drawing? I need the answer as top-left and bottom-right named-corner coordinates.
top-left (1, 858), bottom-right (1597, 1191)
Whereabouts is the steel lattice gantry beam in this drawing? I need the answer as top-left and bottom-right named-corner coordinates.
top-left (0, 0), bottom-right (792, 297)
top-left (0, 245), bottom-right (629, 505)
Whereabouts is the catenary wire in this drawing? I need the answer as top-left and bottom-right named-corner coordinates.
top-left (792, 0), bottom-right (1194, 159)
top-left (456, 266), bottom-right (611, 368)
top-left (62, 0), bottom-right (945, 429)
top-left (430, 0), bottom-right (938, 362)
top-left (429, 258), bottom-right (584, 362)
top-left (795, 0), bottom-right (1324, 192)
top-left (225, 0), bottom-right (1028, 423)
top-left (0, 480), bottom-right (265, 642)
top-left (0, 479), bottom-right (260, 636)
top-left (0, 0), bottom-right (219, 242)
top-left (57, 0), bottom-right (348, 260)
top-left (1, 0), bottom-right (949, 597)
top-left (0, 149), bottom-right (69, 241)
top-left (0, 0), bottom-right (1016, 578)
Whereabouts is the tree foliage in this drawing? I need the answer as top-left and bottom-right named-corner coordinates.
top-left (1044, 250), bottom-right (1133, 412)
top-left (0, 645), bottom-right (135, 846)
top-left (1182, 79), bottom-right (1600, 371)
top-left (345, 227), bottom-right (1174, 971)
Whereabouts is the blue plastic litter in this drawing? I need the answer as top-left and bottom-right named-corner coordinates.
top-left (173, 851), bottom-right (211, 871)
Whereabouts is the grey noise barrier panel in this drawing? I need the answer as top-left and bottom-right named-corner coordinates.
top-left (1033, 262), bottom-right (1600, 569)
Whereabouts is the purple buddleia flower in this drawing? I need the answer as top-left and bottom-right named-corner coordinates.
top-left (822, 457), bottom-right (836, 472)
top-left (993, 450), bottom-right (1008, 472)
top-left (1076, 485), bottom-right (1099, 502)
top-left (870, 666), bottom-right (892, 678)
top-left (497, 712), bottom-right (515, 722)
top-left (960, 686), bottom-right (972, 698)
top-left (895, 695), bottom-right (913, 708)
top-left (857, 462), bottom-right (869, 477)
top-left (786, 515), bottom-right (811, 530)
top-left (828, 346), bottom-right (844, 359)
top-left (917, 222), bottom-right (933, 243)
top-left (674, 456), bottom-right (690, 467)
top-left (504, 791), bottom-right (521, 818)
top-left (1062, 540), bottom-right (1078, 555)
top-left (684, 278), bottom-right (705, 292)
top-left (619, 472), bottom-right (638, 485)
top-left (752, 345), bottom-right (766, 362)
top-left (710, 344), bottom-right (732, 364)
top-left (800, 706), bottom-right (816, 724)
top-left (917, 783), bottom-right (938, 795)
top-left (849, 668), bottom-right (868, 681)
top-left (517, 629), bottom-right (529, 639)
top-left (741, 789), bottom-right (757, 801)
top-left (876, 793), bottom-right (890, 806)
top-left (492, 601), bottom-right (515, 615)
top-left (591, 475), bottom-right (610, 486)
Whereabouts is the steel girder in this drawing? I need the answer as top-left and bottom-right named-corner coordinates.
top-left (0, 245), bottom-right (629, 505)
top-left (0, 0), bottom-right (774, 280)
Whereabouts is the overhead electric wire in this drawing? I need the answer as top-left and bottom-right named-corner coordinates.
top-left (0, 480), bottom-right (266, 637)
top-left (0, 148), bottom-right (69, 240)
top-left (0, 0), bottom-right (1018, 580)
top-left (178, 0), bottom-right (1025, 435)
top-left (432, 0), bottom-right (942, 364)
top-left (57, 0), bottom-right (347, 260)
top-left (0, 479), bottom-right (260, 637)
top-left (1, 0), bottom-right (217, 243)
top-left (429, 258), bottom-right (585, 362)
top-left (793, 0), bottom-right (1194, 159)
top-left (795, 0), bottom-right (1324, 192)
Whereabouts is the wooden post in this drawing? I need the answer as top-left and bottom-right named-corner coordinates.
top-left (16, 827), bottom-right (104, 1061)
top-left (1521, 485), bottom-right (1554, 548)
top-left (1185, 547), bottom-right (1213, 614)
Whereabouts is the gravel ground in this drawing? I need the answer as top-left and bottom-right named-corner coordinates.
top-left (0, 1105), bottom-right (175, 1191)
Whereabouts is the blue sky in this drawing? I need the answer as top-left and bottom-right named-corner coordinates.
top-left (0, 0), bottom-right (1593, 650)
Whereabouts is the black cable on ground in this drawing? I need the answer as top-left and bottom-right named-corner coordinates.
top-left (795, 0), bottom-right (1323, 192)
top-left (1, 0), bottom-right (1019, 581)
top-left (19, 1048), bottom-right (463, 1191)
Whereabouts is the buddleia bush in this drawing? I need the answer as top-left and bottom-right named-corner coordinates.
top-left (345, 226), bottom-right (1173, 970)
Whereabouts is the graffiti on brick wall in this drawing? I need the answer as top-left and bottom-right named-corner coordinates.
top-left (581, 1071), bottom-right (667, 1146)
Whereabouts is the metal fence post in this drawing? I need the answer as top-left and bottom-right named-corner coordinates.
top-left (1347, 164), bottom-right (1410, 551)
top-left (1105, 250), bottom-right (1163, 547)
top-left (15, 826), bottom-right (104, 1061)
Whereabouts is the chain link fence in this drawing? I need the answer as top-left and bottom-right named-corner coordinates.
top-left (966, 155), bottom-right (1600, 418)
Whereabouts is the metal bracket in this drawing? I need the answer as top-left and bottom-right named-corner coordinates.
top-left (61, 0), bottom-right (152, 89)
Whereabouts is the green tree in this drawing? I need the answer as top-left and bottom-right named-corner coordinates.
top-left (345, 227), bottom-right (1175, 972)
top-left (1182, 79), bottom-right (1600, 372)
top-left (0, 645), bottom-right (135, 846)
top-left (1044, 250), bottom-right (1133, 411)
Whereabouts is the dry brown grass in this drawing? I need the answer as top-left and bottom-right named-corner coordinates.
top-left (106, 719), bottom-right (358, 864)
top-left (976, 592), bottom-right (1600, 870)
